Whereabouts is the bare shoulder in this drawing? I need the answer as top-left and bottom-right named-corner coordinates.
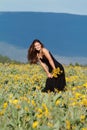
top-left (42, 48), bottom-right (49, 54)
top-left (42, 48), bottom-right (51, 59)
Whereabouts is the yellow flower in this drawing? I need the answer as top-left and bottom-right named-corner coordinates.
top-left (32, 121), bottom-right (39, 128)
top-left (36, 113), bottom-right (43, 118)
top-left (36, 86), bottom-right (41, 90)
top-left (80, 115), bottom-right (85, 120)
top-left (38, 108), bottom-right (43, 113)
top-left (75, 92), bottom-right (82, 99)
top-left (36, 108), bottom-right (43, 118)
top-left (66, 120), bottom-right (71, 130)
top-left (0, 110), bottom-right (5, 116)
top-left (52, 67), bottom-right (63, 78)
top-left (31, 100), bottom-right (36, 106)
top-left (45, 108), bottom-right (49, 116)
top-left (72, 87), bottom-right (77, 91)
top-left (83, 83), bottom-right (87, 88)
top-left (70, 102), bottom-right (76, 106)
top-left (82, 128), bottom-right (87, 130)
top-left (24, 107), bottom-right (29, 112)
top-left (42, 103), bottom-right (49, 116)
top-left (9, 99), bottom-right (19, 105)
top-left (80, 115), bottom-right (85, 123)
top-left (55, 100), bottom-right (60, 106)
top-left (42, 103), bottom-right (47, 110)
top-left (3, 102), bottom-right (8, 109)
top-left (47, 122), bottom-right (53, 128)
top-left (81, 99), bottom-right (87, 106)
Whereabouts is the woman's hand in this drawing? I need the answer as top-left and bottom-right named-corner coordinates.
top-left (47, 73), bottom-right (53, 78)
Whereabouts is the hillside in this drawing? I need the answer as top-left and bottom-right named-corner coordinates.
top-left (0, 54), bottom-right (22, 64)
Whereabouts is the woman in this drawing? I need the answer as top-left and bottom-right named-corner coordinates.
top-left (27, 39), bottom-right (66, 92)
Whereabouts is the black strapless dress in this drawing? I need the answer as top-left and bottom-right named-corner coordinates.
top-left (40, 52), bottom-right (66, 92)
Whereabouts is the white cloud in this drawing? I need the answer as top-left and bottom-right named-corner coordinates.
top-left (0, 42), bottom-right (28, 62)
top-left (0, 0), bottom-right (87, 15)
top-left (0, 42), bottom-right (87, 65)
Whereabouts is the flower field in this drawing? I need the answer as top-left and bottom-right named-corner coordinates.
top-left (0, 63), bottom-right (87, 130)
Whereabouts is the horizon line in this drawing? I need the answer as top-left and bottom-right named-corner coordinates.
top-left (0, 11), bottom-right (87, 16)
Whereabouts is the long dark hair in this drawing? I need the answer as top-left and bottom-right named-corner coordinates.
top-left (27, 39), bottom-right (44, 64)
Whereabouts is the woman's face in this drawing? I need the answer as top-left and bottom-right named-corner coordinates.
top-left (34, 42), bottom-right (42, 51)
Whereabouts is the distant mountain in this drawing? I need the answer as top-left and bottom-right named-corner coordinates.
top-left (0, 12), bottom-right (87, 63)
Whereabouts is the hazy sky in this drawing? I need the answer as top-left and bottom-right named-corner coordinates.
top-left (0, 0), bottom-right (87, 15)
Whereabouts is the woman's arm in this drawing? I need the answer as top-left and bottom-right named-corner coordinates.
top-left (39, 59), bottom-right (53, 78)
top-left (42, 48), bottom-right (56, 70)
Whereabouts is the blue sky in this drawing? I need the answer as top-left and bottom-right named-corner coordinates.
top-left (0, 0), bottom-right (87, 15)
top-left (0, 0), bottom-right (87, 65)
